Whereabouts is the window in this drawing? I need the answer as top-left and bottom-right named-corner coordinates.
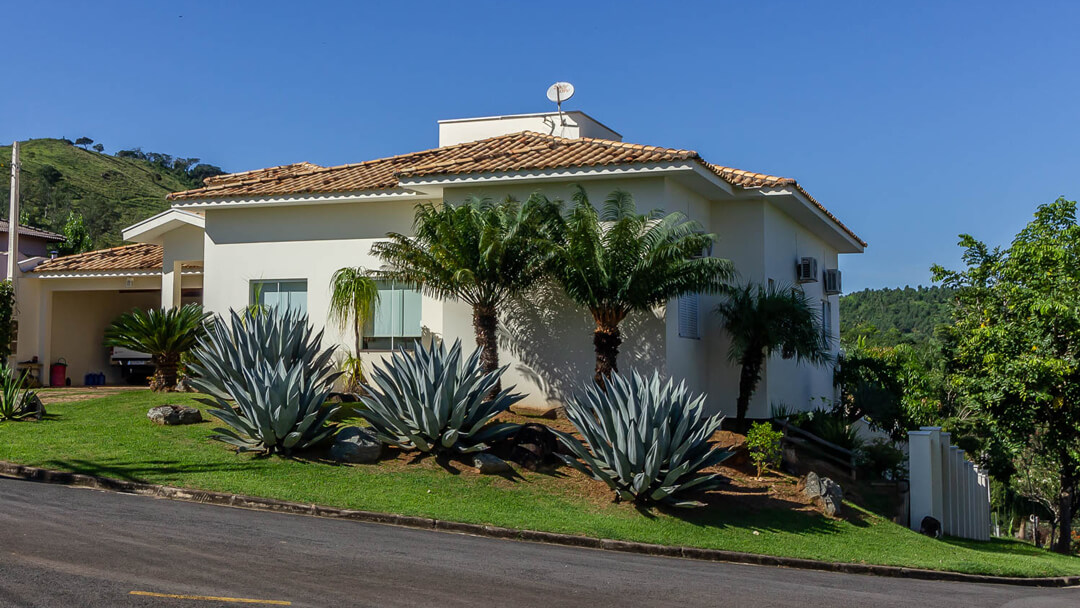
top-left (821, 299), bottom-right (833, 342)
top-left (250, 280), bottom-right (308, 316)
top-left (363, 280), bottom-right (422, 350)
top-left (678, 293), bottom-right (700, 339)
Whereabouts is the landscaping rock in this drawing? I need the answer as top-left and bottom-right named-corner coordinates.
top-left (147, 404), bottom-right (202, 426)
top-left (509, 402), bottom-right (559, 419)
top-left (330, 426), bottom-right (382, 464)
top-left (801, 471), bottom-right (843, 517)
top-left (509, 423), bottom-right (559, 471)
top-left (19, 394), bottom-right (46, 420)
top-left (473, 452), bottom-right (512, 475)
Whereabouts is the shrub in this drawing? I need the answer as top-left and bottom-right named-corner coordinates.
top-left (856, 439), bottom-right (907, 480)
top-left (356, 339), bottom-right (522, 454)
top-left (746, 422), bottom-right (783, 477)
top-left (0, 281), bottom-right (14, 362)
top-left (188, 308), bottom-right (340, 455)
top-left (104, 304), bottom-right (209, 391)
top-left (0, 365), bottom-right (39, 421)
top-left (553, 371), bottom-right (733, 507)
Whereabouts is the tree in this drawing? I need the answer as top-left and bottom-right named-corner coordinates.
top-left (715, 282), bottom-right (830, 429)
top-left (548, 187), bottom-right (732, 384)
top-left (327, 267), bottom-right (379, 391)
top-left (932, 197), bottom-right (1080, 554)
top-left (74, 137), bottom-right (93, 149)
top-left (57, 211), bottom-right (94, 256)
top-left (104, 304), bottom-right (210, 392)
top-left (371, 195), bottom-right (557, 384)
top-left (92, 143), bottom-right (104, 153)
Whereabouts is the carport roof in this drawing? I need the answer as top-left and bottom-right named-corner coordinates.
top-left (30, 243), bottom-right (201, 275)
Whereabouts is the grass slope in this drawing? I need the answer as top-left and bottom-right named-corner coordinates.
top-left (0, 139), bottom-right (193, 247)
top-left (1, 390), bottom-right (1077, 578)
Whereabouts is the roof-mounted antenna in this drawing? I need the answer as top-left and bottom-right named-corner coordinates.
top-left (546, 82), bottom-right (575, 126)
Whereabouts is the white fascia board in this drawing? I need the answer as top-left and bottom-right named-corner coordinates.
top-left (397, 162), bottom-right (700, 189)
top-left (759, 187), bottom-right (865, 253)
top-left (33, 268), bottom-right (203, 280)
top-left (169, 189), bottom-right (430, 210)
top-left (122, 209), bottom-right (206, 243)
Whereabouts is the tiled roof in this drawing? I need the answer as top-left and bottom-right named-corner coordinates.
top-left (30, 243), bottom-right (203, 274)
top-left (0, 221), bottom-right (64, 241)
top-left (169, 131), bottom-right (864, 246)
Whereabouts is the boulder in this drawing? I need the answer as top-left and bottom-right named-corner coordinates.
top-left (801, 471), bottom-right (843, 517)
top-left (330, 426), bottom-right (383, 464)
top-left (473, 452), bottom-right (512, 475)
top-left (509, 423), bottom-right (559, 470)
top-left (24, 394), bottom-right (46, 420)
top-left (147, 404), bottom-right (202, 425)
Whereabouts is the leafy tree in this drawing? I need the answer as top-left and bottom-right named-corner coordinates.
top-left (328, 266), bottom-right (379, 391)
top-left (56, 211), bottom-right (94, 256)
top-left (715, 282), bottom-right (830, 429)
top-left (548, 187), bottom-right (732, 384)
top-left (39, 165), bottom-right (62, 186)
top-left (746, 421), bottom-right (783, 477)
top-left (834, 343), bottom-right (942, 441)
top-left (92, 143), bottom-right (104, 153)
top-left (187, 163), bottom-right (226, 185)
top-left (104, 304), bottom-right (210, 392)
top-left (74, 137), bottom-right (93, 149)
top-left (372, 195), bottom-right (558, 384)
top-left (932, 197), bottom-right (1080, 554)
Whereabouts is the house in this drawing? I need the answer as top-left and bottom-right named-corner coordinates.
top-left (0, 221), bottom-right (64, 280)
top-left (13, 110), bottom-right (864, 418)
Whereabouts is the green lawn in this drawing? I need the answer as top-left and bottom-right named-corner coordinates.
top-left (1, 390), bottom-right (1077, 578)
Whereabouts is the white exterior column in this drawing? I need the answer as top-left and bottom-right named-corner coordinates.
top-left (938, 432), bottom-right (953, 535)
top-left (920, 427), bottom-right (944, 522)
top-left (908, 430), bottom-right (933, 531)
top-left (38, 287), bottom-right (52, 385)
top-left (161, 260), bottom-right (182, 309)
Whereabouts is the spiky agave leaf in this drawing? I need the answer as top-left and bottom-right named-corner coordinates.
top-left (554, 370), bottom-right (733, 507)
top-left (188, 307), bottom-right (341, 456)
top-left (355, 339), bottom-right (523, 455)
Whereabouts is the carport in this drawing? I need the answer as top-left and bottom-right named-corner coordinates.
top-left (15, 243), bottom-right (202, 386)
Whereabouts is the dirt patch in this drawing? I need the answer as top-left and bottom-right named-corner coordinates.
top-left (37, 386), bottom-right (146, 405)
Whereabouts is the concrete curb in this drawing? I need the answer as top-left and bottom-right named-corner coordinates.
top-left (1, 461), bottom-right (1077, 587)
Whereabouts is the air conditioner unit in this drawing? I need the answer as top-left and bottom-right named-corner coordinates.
top-left (823, 269), bottom-right (842, 295)
top-left (796, 257), bottom-right (818, 283)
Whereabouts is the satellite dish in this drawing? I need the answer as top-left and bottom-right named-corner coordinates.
top-left (546, 82), bottom-right (575, 104)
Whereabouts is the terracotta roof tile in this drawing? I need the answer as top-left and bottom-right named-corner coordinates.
top-left (0, 221), bottom-right (64, 241)
top-left (168, 131), bottom-right (864, 246)
top-left (29, 243), bottom-right (200, 274)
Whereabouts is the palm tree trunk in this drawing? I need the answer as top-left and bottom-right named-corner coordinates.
top-left (736, 352), bottom-right (764, 432)
top-left (151, 353), bottom-right (180, 392)
top-left (593, 323), bottom-right (621, 386)
top-left (472, 303), bottom-right (501, 393)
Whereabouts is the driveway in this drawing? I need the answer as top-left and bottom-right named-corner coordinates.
top-left (0, 478), bottom-right (1075, 607)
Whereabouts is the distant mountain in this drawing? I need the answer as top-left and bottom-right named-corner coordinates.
top-left (0, 138), bottom-right (224, 250)
top-left (840, 285), bottom-right (954, 349)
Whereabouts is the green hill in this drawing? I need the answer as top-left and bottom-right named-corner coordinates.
top-left (0, 138), bottom-right (223, 249)
top-left (840, 285), bottom-right (954, 349)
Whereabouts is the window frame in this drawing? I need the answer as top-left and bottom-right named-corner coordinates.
top-left (361, 279), bottom-right (423, 351)
top-left (249, 279), bottom-right (309, 316)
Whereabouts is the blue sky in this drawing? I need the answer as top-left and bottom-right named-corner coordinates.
top-left (4, 1), bottom-right (1078, 291)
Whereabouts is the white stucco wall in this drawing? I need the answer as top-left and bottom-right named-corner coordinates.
top-left (438, 111), bottom-right (621, 146)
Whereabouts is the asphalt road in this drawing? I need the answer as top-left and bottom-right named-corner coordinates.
top-left (0, 478), bottom-right (1076, 607)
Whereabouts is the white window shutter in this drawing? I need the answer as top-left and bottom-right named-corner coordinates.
top-left (678, 293), bottom-right (700, 339)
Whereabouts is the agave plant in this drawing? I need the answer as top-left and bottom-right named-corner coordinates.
top-left (552, 371), bottom-right (733, 507)
top-left (356, 339), bottom-right (522, 454)
top-left (0, 365), bottom-right (40, 421)
top-left (187, 307), bottom-right (341, 455)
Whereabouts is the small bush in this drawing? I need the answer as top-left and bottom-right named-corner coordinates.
top-left (0, 365), bottom-right (39, 421)
top-left (356, 339), bottom-right (522, 455)
top-left (856, 439), bottom-right (907, 480)
top-left (746, 421), bottom-right (783, 477)
top-left (0, 281), bottom-right (14, 362)
top-left (553, 371), bottom-right (733, 507)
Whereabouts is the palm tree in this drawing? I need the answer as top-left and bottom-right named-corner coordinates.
top-left (104, 304), bottom-right (210, 392)
top-left (549, 186), bottom-right (733, 384)
top-left (371, 195), bottom-right (559, 382)
top-left (715, 282), bottom-right (832, 430)
top-left (328, 267), bottom-right (380, 391)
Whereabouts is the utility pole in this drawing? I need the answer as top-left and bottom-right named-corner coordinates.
top-left (7, 141), bottom-right (19, 287)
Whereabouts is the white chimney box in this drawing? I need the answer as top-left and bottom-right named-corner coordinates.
top-left (438, 111), bottom-right (621, 147)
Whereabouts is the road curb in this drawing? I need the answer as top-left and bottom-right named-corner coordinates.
top-left (1, 461), bottom-right (1077, 587)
